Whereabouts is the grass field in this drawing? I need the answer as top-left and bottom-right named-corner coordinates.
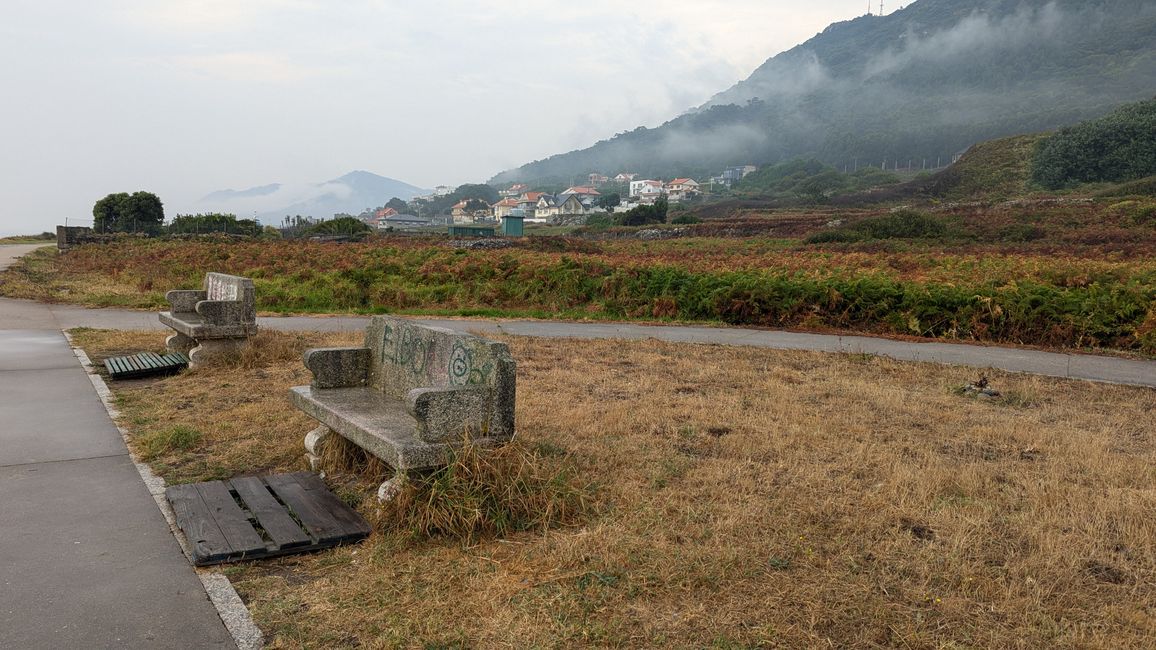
top-left (6, 206), bottom-right (1156, 355)
top-left (73, 328), bottom-right (1156, 648)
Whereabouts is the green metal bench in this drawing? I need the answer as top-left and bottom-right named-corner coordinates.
top-left (103, 351), bottom-right (189, 380)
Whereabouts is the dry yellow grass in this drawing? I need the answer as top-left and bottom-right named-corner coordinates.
top-left (73, 328), bottom-right (1156, 648)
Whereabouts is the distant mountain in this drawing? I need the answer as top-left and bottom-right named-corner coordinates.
top-left (199, 171), bottom-right (427, 220)
top-left (493, 0), bottom-right (1156, 184)
top-left (201, 183), bottom-right (281, 203)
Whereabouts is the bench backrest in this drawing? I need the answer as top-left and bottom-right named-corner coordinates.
top-left (204, 273), bottom-right (256, 323)
top-left (364, 316), bottom-right (515, 435)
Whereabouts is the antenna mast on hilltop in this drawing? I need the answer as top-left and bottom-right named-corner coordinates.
top-left (880, 1), bottom-right (885, 15)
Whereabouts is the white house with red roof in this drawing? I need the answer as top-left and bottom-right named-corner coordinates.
top-left (500, 183), bottom-right (529, 198)
top-left (516, 192), bottom-right (546, 217)
top-left (629, 179), bottom-right (664, 198)
top-left (614, 173), bottom-right (638, 183)
top-left (492, 197), bottom-right (520, 219)
top-left (665, 178), bottom-right (700, 202)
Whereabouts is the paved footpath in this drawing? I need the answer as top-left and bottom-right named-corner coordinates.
top-left (3, 244), bottom-right (1154, 389)
top-left (0, 245), bottom-right (235, 648)
top-left (37, 307), bottom-right (1156, 390)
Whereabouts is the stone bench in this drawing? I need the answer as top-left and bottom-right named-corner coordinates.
top-left (159, 272), bottom-right (258, 368)
top-left (289, 315), bottom-right (516, 500)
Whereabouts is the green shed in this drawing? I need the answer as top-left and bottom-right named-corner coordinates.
top-left (447, 225), bottom-right (496, 237)
top-left (501, 215), bottom-right (524, 237)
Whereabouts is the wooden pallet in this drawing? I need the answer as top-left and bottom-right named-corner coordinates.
top-left (166, 472), bottom-right (372, 566)
top-left (104, 351), bottom-right (189, 380)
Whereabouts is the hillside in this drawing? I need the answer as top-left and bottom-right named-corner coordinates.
top-left (493, 0), bottom-right (1156, 184)
top-left (199, 171), bottom-right (427, 220)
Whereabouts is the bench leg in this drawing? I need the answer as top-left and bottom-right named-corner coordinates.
top-left (304, 425), bottom-right (333, 473)
top-left (165, 332), bottom-right (196, 355)
top-left (188, 338), bottom-right (245, 368)
top-left (377, 470), bottom-right (408, 503)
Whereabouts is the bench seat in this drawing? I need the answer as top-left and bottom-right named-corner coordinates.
top-left (159, 273), bottom-right (258, 368)
top-left (290, 316), bottom-right (516, 498)
top-left (289, 385), bottom-right (505, 471)
top-left (159, 311), bottom-right (259, 340)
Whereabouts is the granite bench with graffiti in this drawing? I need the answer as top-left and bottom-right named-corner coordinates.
top-left (289, 315), bottom-right (516, 500)
top-left (159, 272), bottom-right (258, 368)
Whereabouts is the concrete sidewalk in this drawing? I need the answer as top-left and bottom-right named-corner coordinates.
top-left (0, 248), bottom-right (234, 648)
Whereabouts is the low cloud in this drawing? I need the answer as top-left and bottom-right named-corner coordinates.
top-left (199, 181), bottom-right (353, 216)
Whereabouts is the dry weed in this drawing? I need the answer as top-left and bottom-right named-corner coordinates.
top-left (75, 328), bottom-right (1156, 648)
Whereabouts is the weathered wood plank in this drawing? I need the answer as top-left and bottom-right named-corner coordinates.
top-left (167, 472), bottom-right (369, 565)
top-left (166, 483), bottom-right (234, 565)
top-left (287, 472), bottom-right (373, 539)
top-left (264, 473), bottom-right (350, 543)
top-left (195, 481), bottom-right (267, 558)
top-left (230, 476), bottom-right (312, 549)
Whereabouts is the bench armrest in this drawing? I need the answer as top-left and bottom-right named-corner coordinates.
top-left (195, 299), bottom-right (248, 325)
top-left (166, 290), bottom-right (207, 312)
top-left (406, 386), bottom-right (491, 442)
top-left (304, 347), bottom-right (371, 388)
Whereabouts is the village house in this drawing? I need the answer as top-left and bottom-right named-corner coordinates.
top-left (665, 178), bottom-right (701, 202)
top-left (614, 172), bottom-right (638, 183)
top-left (492, 197), bottom-right (520, 219)
top-left (629, 179), bottom-right (664, 198)
top-left (535, 193), bottom-right (589, 220)
top-left (450, 200), bottom-right (471, 222)
top-left (381, 214), bottom-right (432, 230)
top-left (588, 173), bottom-right (609, 186)
top-left (560, 186), bottom-right (602, 211)
top-left (451, 200), bottom-right (492, 224)
top-left (500, 183), bottom-right (529, 198)
top-left (516, 192), bottom-right (546, 218)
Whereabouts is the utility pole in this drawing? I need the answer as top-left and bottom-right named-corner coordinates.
top-left (880, 1), bottom-right (884, 15)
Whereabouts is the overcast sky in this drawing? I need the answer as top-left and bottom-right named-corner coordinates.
top-left (0, 0), bottom-right (887, 235)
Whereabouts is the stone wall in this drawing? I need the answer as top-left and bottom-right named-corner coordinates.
top-left (55, 226), bottom-right (93, 252)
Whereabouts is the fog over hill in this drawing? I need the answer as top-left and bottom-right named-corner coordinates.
top-left (198, 171), bottom-right (427, 221)
top-left (493, 0), bottom-right (1156, 184)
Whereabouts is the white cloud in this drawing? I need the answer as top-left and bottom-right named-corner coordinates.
top-left (166, 51), bottom-right (342, 83)
top-left (0, 0), bottom-right (876, 235)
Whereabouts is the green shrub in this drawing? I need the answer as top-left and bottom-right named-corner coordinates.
top-left (997, 224), bottom-right (1046, 242)
top-left (1032, 98), bottom-right (1156, 189)
top-left (853, 209), bottom-right (948, 239)
top-left (804, 229), bottom-right (863, 244)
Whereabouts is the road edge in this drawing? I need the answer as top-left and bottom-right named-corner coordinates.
top-left (64, 330), bottom-right (264, 650)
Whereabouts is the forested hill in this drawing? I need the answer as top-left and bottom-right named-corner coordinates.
top-left (492, 0), bottom-right (1156, 185)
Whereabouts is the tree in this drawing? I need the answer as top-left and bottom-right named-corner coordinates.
top-left (385, 197), bottom-right (409, 213)
top-left (305, 216), bottom-right (371, 237)
top-left (168, 213), bottom-right (260, 236)
top-left (596, 192), bottom-right (621, 212)
top-left (93, 191), bottom-right (165, 233)
top-left (616, 196), bottom-right (668, 227)
top-left (464, 198), bottom-right (490, 211)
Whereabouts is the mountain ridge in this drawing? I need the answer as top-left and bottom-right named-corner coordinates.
top-left (198, 170), bottom-right (428, 220)
top-left (492, 0), bottom-right (1156, 184)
